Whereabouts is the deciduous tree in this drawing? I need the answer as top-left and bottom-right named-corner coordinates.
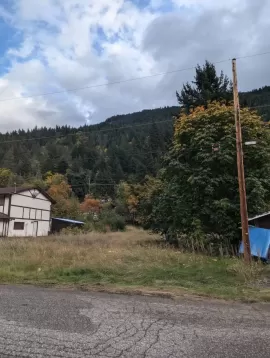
top-left (152, 102), bottom-right (270, 244)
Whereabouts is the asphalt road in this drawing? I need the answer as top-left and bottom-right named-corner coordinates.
top-left (0, 286), bottom-right (269, 357)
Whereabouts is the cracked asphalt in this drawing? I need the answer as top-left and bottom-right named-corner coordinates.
top-left (0, 286), bottom-right (269, 357)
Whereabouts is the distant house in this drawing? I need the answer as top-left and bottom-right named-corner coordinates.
top-left (0, 187), bottom-right (55, 237)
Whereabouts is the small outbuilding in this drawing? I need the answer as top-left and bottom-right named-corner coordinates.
top-left (248, 212), bottom-right (270, 229)
top-left (51, 217), bottom-right (84, 233)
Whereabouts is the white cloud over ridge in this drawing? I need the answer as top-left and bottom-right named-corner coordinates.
top-left (0, 0), bottom-right (270, 132)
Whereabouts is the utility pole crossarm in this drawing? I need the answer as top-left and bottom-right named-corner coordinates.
top-left (232, 58), bottom-right (252, 264)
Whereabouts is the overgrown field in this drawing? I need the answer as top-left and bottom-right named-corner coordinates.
top-left (0, 227), bottom-right (269, 301)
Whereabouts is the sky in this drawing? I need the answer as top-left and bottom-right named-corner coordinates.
top-left (0, 0), bottom-right (270, 132)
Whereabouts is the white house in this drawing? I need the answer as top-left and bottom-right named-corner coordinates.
top-left (0, 187), bottom-right (55, 237)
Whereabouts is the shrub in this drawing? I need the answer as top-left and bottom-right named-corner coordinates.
top-left (82, 209), bottom-right (126, 233)
top-left (99, 210), bottom-right (126, 232)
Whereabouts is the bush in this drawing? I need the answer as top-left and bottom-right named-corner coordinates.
top-left (99, 210), bottom-right (126, 232)
top-left (82, 209), bottom-right (126, 233)
top-left (58, 210), bottom-right (126, 236)
top-left (163, 229), bottom-right (236, 256)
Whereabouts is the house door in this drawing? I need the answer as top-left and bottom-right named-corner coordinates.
top-left (33, 221), bottom-right (38, 237)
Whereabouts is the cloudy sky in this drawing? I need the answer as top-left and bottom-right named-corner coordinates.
top-left (0, 0), bottom-right (269, 132)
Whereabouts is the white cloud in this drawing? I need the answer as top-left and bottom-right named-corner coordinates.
top-left (0, 0), bottom-right (270, 131)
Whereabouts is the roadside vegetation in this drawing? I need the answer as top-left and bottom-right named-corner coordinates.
top-left (0, 227), bottom-right (269, 301)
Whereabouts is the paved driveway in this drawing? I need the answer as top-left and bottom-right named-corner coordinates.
top-left (0, 285), bottom-right (269, 357)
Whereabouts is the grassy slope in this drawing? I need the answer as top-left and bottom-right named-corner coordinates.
top-left (0, 227), bottom-right (269, 301)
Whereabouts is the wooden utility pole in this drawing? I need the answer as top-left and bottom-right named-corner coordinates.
top-left (232, 58), bottom-right (251, 264)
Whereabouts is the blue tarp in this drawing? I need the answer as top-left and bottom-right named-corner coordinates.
top-left (239, 226), bottom-right (270, 260)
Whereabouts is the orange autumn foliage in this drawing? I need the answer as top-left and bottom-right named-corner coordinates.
top-left (46, 173), bottom-right (72, 201)
top-left (80, 195), bottom-right (101, 213)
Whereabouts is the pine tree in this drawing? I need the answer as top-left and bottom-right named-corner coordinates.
top-left (176, 61), bottom-right (232, 112)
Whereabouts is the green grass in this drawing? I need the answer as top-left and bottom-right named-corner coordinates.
top-left (0, 227), bottom-right (269, 301)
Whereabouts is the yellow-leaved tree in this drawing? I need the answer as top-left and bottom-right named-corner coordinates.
top-left (46, 173), bottom-right (80, 219)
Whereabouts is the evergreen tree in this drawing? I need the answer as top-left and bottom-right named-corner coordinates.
top-left (176, 61), bottom-right (232, 112)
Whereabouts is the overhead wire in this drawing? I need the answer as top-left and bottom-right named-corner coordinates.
top-left (0, 50), bottom-right (270, 146)
top-left (0, 50), bottom-right (269, 104)
top-left (0, 60), bottom-right (228, 103)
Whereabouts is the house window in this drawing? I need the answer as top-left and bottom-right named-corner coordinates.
top-left (0, 196), bottom-right (4, 206)
top-left (14, 222), bottom-right (25, 230)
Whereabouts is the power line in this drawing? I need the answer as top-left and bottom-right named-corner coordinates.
top-left (0, 50), bottom-right (270, 104)
top-left (0, 61), bottom-right (227, 103)
top-left (235, 51), bottom-right (270, 60)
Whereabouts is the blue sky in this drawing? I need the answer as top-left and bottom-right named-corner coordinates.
top-left (0, 18), bottom-right (17, 73)
top-left (0, 0), bottom-right (269, 132)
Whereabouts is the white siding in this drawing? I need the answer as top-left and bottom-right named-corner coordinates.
top-left (36, 209), bottom-right (42, 220)
top-left (36, 192), bottom-right (49, 201)
top-left (4, 196), bottom-right (10, 215)
top-left (11, 192), bottom-right (51, 211)
top-left (30, 208), bottom-right (36, 219)
top-left (5, 189), bottom-right (52, 237)
top-left (0, 221), bottom-right (3, 236)
top-left (7, 219), bottom-right (51, 237)
top-left (0, 196), bottom-right (10, 215)
top-left (42, 210), bottom-right (50, 221)
top-left (24, 208), bottom-right (30, 219)
top-left (10, 206), bottom-right (23, 219)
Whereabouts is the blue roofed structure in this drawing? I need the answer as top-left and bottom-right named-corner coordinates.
top-left (51, 217), bottom-right (84, 233)
top-left (239, 226), bottom-right (270, 261)
top-left (52, 218), bottom-right (84, 224)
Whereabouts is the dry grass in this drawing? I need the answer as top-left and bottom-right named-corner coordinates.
top-left (0, 227), bottom-right (269, 301)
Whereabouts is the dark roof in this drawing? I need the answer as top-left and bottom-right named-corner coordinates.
top-left (52, 218), bottom-right (84, 224)
top-left (248, 212), bottom-right (270, 221)
top-left (0, 186), bottom-right (55, 203)
top-left (0, 213), bottom-right (9, 220)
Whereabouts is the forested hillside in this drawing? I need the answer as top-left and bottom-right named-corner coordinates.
top-left (240, 86), bottom-right (270, 121)
top-left (0, 106), bottom-right (179, 199)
